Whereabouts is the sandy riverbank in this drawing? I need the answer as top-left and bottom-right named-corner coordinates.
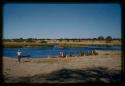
top-left (3, 51), bottom-right (122, 83)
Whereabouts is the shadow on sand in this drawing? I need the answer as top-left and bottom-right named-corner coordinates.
top-left (4, 67), bottom-right (121, 83)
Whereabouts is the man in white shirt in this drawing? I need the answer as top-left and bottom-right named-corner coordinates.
top-left (17, 49), bottom-right (22, 63)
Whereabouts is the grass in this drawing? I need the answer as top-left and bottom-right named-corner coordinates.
top-left (3, 42), bottom-right (54, 48)
top-left (3, 40), bottom-right (121, 48)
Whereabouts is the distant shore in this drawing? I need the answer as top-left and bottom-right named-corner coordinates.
top-left (3, 39), bottom-right (121, 48)
top-left (3, 50), bottom-right (122, 83)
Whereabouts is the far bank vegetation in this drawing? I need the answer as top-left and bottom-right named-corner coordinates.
top-left (3, 36), bottom-right (121, 48)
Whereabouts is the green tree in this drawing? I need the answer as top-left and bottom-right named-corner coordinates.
top-left (93, 38), bottom-right (97, 40)
top-left (105, 36), bottom-right (112, 43)
top-left (19, 38), bottom-right (24, 42)
top-left (97, 36), bottom-right (104, 40)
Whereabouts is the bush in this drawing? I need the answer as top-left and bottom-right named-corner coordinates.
top-left (97, 36), bottom-right (104, 40)
top-left (105, 36), bottom-right (112, 43)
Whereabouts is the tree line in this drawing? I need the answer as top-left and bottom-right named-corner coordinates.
top-left (3, 36), bottom-right (120, 42)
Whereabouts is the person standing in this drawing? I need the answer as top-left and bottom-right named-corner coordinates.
top-left (60, 51), bottom-right (64, 57)
top-left (17, 49), bottom-right (22, 63)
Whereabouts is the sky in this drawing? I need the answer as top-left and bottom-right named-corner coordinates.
top-left (3, 4), bottom-right (121, 39)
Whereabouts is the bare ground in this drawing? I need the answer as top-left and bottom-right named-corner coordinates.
top-left (3, 51), bottom-right (122, 83)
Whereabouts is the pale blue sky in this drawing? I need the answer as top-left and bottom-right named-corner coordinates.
top-left (3, 4), bottom-right (121, 39)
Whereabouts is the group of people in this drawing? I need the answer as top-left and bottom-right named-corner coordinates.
top-left (80, 50), bottom-right (98, 56)
top-left (59, 50), bottom-right (98, 58)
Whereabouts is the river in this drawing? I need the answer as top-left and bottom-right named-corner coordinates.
top-left (3, 45), bottom-right (121, 58)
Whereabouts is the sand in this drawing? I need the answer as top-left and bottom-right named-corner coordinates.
top-left (3, 51), bottom-right (122, 83)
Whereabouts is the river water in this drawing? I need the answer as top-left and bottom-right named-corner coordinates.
top-left (3, 45), bottom-right (121, 58)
